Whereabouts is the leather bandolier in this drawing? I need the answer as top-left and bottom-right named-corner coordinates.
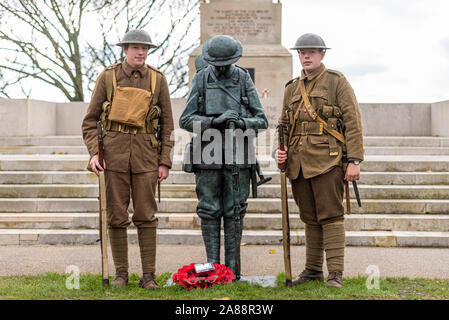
top-left (287, 69), bottom-right (346, 158)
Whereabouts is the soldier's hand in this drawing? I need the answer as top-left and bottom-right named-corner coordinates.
top-left (345, 163), bottom-right (360, 181)
top-left (276, 146), bottom-right (288, 164)
top-left (158, 165), bottom-right (169, 182)
top-left (227, 119), bottom-right (245, 129)
top-left (212, 110), bottom-right (239, 127)
top-left (90, 154), bottom-right (106, 177)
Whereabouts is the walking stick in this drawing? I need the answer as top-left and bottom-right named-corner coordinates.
top-left (278, 124), bottom-right (292, 287)
top-left (97, 121), bottom-right (109, 286)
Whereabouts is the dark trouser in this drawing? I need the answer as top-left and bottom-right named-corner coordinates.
top-left (290, 166), bottom-right (346, 273)
top-left (105, 169), bottom-right (159, 228)
top-left (194, 168), bottom-right (251, 278)
top-left (104, 169), bottom-right (159, 274)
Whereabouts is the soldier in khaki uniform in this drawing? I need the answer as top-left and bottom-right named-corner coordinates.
top-left (82, 30), bottom-right (174, 289)
top-left (276, 33), bottom-right (364, 287)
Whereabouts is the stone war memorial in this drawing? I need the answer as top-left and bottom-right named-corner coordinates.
top-left (0, 0), bottom-right (449, 287)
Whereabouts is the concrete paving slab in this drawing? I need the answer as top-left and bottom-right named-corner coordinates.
top-left (1, 245), bottom-right (448, 279)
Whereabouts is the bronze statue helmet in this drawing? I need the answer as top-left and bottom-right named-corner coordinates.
top-left (202, 35), bottom-right (243, 66)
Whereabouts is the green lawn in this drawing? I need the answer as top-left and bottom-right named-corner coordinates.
top-left (0, 272), bottom-right (448, 300)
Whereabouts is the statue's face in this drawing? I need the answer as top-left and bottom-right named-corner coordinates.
top-left (214, 65), bottom-right (231, 75)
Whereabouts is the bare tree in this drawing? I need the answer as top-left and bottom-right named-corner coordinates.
top-left (0, 0), bottom-right (200, 101)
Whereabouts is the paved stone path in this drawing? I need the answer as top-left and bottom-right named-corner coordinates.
top-left (1, 244), bottom-right (448, 279)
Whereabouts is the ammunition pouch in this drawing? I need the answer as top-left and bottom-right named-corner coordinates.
top-left (321, 105), bottom-right (342, 157)
top-left (99, 65), bottom-right (162, 148)
top-left (108, 86), bottom-right (152, 128)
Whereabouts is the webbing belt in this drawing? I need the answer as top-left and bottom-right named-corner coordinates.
top-left (291, 121), bottom-right (324, 136)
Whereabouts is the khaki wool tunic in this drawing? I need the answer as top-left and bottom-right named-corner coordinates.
top-left (278, 63), bottom-right (364, 180)
top-left (82, 60), bottom-right (174, 173)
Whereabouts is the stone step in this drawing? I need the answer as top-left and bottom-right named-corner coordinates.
top-left (0, 136), bottom-right (84, 146)
top-left (364, 147), bottom-right (449, 156)
top-left (1, 183), bottom-right (449, 199)
top-left (2, 136), bottom-right (449, 147)
top-left (363, 136), bottom-right (449, 147)
top-left (1, 198), bottom-right (449, 214)
top-left (0, 171), bottom-right (99, 184)
top-left (1, 154), bottom-right (449, 172)
top-left (1, 170), bottom-right (448, 185)
top-left (2, 144), bottom-right (449, 156)
top-left (1, 228), bottom-right (448, 247)
top-left (0, 146), bottom-right (87, 155)
top-left (1, 213), bottom-right (448, 232)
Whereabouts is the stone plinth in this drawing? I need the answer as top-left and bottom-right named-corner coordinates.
top-left (188, 0), bottom-right (292, 99)
top-left (200, 0), bottom-right (282, 45)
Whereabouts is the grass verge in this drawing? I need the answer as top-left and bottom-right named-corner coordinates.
top-left (0, 272), bottom-right (448, 300)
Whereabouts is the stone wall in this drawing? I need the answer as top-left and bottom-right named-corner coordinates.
top-left (0, 97), bottom-right (448, 137)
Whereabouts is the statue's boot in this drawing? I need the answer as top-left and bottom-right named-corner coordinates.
top-left (201, 219), bottom-right (221, 264)
top-left (108, 227), bottom-right (129, 287)
top-left (224, 217), bottom-right (243, 281)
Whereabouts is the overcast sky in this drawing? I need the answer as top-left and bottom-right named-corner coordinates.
top-left (281, 0), bottom-right (449, 103)
top-left (2, 0), bottom-right (448, 103)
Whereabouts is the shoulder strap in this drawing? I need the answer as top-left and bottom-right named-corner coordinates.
top-left (149, 69), bottom-right (162, 105)
top-left (197, 68), bottom-right (206, 114)
top-left (299, 78), bottom-right (345, 144)
top-left (105, 69), bottom-right (116, 102)
top-left (328, 73), bottom-right (337, 106)
top-left (238, 67), bottom-right (248, 104)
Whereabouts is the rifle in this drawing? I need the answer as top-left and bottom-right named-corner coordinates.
top-left (278, 123), bottom-right (292, 287)
top-left (156, 122), bottom-right (161, 203)
top-left (250, 160), bottom-right (272, 198)
top-left (96, 121), bottom-right (109, 287)
top-left (227, 120), bottom-right (242, 281)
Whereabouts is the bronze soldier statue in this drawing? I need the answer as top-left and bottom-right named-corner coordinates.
top-left (82, 29), bottom-right (174, 289)
top-left (276, 33), bottom-right (364, 287)
top-left (180, 35), bottom-right (268, 280)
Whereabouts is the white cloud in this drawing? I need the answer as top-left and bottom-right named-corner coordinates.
top-left (281, 0), bottom-right (449, 102)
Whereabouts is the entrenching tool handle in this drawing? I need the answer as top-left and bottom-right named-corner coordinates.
top-left (278, 124), bottom-right (292, 287)
top-left (345, 180), bottom-right (351, 214)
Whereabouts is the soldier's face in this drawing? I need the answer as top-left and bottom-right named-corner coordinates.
top-left (123, 44), bottom-right (150, 68)
top-left (214, 65), bottom-right (231, 75)
top-left (298, 48), bottom-right (325, 74)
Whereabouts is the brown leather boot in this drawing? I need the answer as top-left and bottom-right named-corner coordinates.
top-left (292, 269), bottom-right (324, 286)
top-left (111, 271), bottom-right (128, 287)
top-left (326, 271), bottom-right (343, 288)
top-left (139, 272), bottom-right (159, 290)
